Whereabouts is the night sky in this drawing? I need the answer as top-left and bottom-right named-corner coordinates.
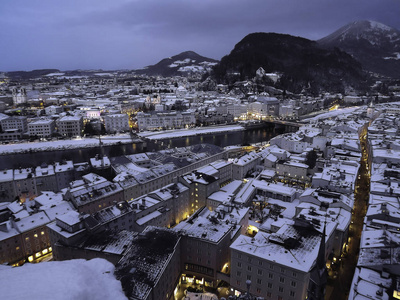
top-left (1, 0), bottom-right (399, 71)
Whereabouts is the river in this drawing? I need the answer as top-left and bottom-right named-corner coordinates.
top-left (0, 126), bottom-right (281, 170)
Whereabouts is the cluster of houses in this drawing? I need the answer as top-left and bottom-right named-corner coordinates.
top-left (2, 95), bottom-right (397, 299)
top-left (348, 102), bottom-right (400, 300)
top-left (2, 72), bottom-right (400, 299)
top-left (1, 71), bottom-right (396, 140)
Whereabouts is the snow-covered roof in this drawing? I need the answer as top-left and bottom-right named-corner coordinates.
top-left (0, 169), bottom-right (13, 182)
top-left (34, 191), bottom-right (64, 208)
top-left (115, 227), bottom-right (180, 300)
top-left (56, 210), bottom-right (81, 226)
top-left (0, 258), bottom-right (127, 300)
top-left (0, 221), bottom-right (20, 241)
top-left (231, 224), bottom-right (322, 272)
top-left (14, 211), bottom-right (50, 233)
top-left (42, 202), bottom-right (75, 221)
top-left (136, 210), bottom-right (162, 226)
top-left (220, 180), bottom-right (243, 195)
top-left (174, 210), bottom-right (233, 243)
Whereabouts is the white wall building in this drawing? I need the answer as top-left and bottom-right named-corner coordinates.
top-left (276, 161), bottom-right (309, 181)
top-left (230, 224), bottom-right (324, 300)
top-left (104, 114), bottom-right (130, 133)
top-left (0, 116), bottom-right (28, 132)
top-left (45, 105), bottom-right (63, 115)
top-left (28, 119), bottom-right (56, 138)
top-left (137, 111), bottom-right (195, 131)
top-left (56, 116), bottom-right (83, 137)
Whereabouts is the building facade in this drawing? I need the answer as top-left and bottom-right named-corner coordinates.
top-left (56, 116), bottom-right (83, 137)
top-left (28, 119), bottom-right (56, 138)
top-left (104, 114), bottom-right (130, 133)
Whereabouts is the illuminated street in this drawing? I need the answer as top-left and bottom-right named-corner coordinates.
top-left (326, 130), bottom-right (370, 300)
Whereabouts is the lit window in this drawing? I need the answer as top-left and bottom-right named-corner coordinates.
top-left (34, 234), bottom-right (38, 238)
top-left (41, 231), bottom-right (45, 235)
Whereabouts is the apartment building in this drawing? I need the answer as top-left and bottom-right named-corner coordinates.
top-left (137, 111), bottom-right (195, 131)
top-left (28, 119), bottom-right (56, 138)
top-left (174, 208), bottom-right (234, 288)
top-left (230, 223), bottom-right (326, 300)
top-left (0, 116), bottom-right (28, 132)
top-left (104, 113), bottom-right (130, 133)
top-left (56, 115), bottom-right (83, 137)
top-left (66, 174), bottom-right (124, 214)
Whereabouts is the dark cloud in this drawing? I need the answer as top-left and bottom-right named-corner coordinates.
top-left (0, 0), bottom-right (399, 71)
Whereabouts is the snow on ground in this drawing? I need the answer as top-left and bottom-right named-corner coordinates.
top-left (384, 52), bottom-right (400, 60)
top-left (137, 125), bottom-right (244, 140)
top-left (44, 72), bottom-right (65, 77)
top-left (94, 73), bottom-right (114, 76)
top-left (0, 134), bottom-right (136, 155)
top-left (0, 258), bottom-right (127, 300)
top-left (304, 107), bottom-right (361, 121)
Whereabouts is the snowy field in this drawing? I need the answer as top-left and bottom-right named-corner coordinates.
top-left (0, 258), bottom-right (127, 300)
top-left (137, 125), bottom-right (244, 140)
top-left (0, 134), bottom-right (136, 155)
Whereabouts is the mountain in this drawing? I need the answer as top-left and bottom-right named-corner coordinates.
top-left (318, 20), bottom-right (400, 79)
top-left (135, 51), bottom-right (218, 77)
top-left (5, 69), bottom-right (61, 80)
top-left (212, 33), bottom-right (368, 95)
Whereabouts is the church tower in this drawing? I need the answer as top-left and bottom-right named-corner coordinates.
top-left (367, 98), bottom-right (375, 118)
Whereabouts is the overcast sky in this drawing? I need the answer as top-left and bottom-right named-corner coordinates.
top-left (1, 0), bottom-right (399, 71)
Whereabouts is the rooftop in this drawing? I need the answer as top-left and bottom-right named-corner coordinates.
top-left (231, 223), bottom-right (322, 272)
top-left (115, 227), bottom-right (180, 300)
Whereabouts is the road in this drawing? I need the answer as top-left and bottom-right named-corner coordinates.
top-left (326, 132), bottom-right (370, 300)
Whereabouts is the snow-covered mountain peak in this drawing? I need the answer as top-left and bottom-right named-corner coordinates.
top-left (367, 20), bottom-right (393, 32)
top-left (319, 20), bottom-right (400, 45)
top-left (318, 20), bottom-right (400, 78)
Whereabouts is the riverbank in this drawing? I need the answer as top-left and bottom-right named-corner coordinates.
top-left (137, 125), bottom-right (245, 140)
top-left (0, 126), bottom-right (278, 169)
top-left (0, 134), bottom-right (139, 155)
